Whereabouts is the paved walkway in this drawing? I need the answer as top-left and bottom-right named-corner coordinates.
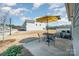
top-left (22, 39), bottom-right (74, 56)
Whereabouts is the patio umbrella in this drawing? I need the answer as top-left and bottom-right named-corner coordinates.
top-left (36, 16), bottom-right (60, 43)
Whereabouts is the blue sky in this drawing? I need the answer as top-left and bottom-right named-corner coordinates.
top-left (0, 3), bottom-right (71, 26)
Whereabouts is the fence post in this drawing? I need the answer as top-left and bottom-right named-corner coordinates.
top-left (9, 18), bottom-right (11, 35)
top-left (3, 18), bottom-right (6, 40)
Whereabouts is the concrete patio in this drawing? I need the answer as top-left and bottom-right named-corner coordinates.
top-left (22, 38), bottom-right (74, 56)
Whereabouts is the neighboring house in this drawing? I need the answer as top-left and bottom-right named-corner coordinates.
top-left (56, 28), bottom-right (70, 33)
top-left (56, 25), bottom-right (71, 32)
top-left (22, 20), bottom-right (46, 31)
top-left (65, 3), bottom-right (79, 56)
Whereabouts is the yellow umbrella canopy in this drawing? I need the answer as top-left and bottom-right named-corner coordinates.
top-left (36, 16), bottom-right (60, 23)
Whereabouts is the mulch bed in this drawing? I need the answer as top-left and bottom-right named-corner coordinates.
top-left (0, 39), bottom-right (16, 47)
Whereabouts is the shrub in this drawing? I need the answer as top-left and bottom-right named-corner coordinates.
top-left (2, 45), bottom-right (23, 56)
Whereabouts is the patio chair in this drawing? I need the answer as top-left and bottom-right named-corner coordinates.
top-left (37, 33), bottom-right (48, 42)
top-left (47, 34), bottom-right (55, 46)
top-left (37, 33), bottom-right (44, 42)
top-left (43, 33), bottom-right (56, 46)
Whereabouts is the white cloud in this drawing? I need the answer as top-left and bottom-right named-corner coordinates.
top-left (32, 3), bottom-right (44, 9)
top-left (47, 3), bottom-right (67, 17)
top-left (10, 8), bottom-right (30, 16)
top-left (55, 7), bottom-right (66, 15)
top-left (4, 3), bottom-right (16, 6)
top-left (1, 6), bottom-right (12, 12)
top-left (0, 6), bottom-right (30, 17)
top-left (0, 6), bottom-right (31, 22)
top-left (48, 3), bottom-right (64, 9)
top-left (20, 16), bottom-right (31, 21)
top-left (47, 3), bottom-right (67, 19)
top-left (0, 6), bottom-right (12, 17)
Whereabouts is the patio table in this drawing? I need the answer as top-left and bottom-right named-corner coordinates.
top-left (43, 33), bottom-right (56, 46)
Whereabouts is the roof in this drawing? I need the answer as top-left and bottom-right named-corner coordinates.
top-left (65, 3), bottom-right (73, 21)
top-left (25, 20), bottom-right (35, 23)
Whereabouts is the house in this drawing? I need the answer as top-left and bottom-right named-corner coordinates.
top-left (65, 3), bottom-right (79, 56)
top-left (56, 25), bottom-right (71, 32)
top-left (22, 20), bottom-right (46, 31)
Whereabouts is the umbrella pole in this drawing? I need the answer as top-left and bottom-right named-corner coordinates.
top-left (47, 18), bottom-right (50, 46)
top-left (47, 19), bottom-right (48, 38)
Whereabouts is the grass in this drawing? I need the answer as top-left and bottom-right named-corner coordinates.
top-left (1, 45), bottom-right (23, 56)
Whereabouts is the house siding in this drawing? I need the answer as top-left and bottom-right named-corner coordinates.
top-left (26, 22), bottom-right (46, 30)
top-left (72, 3), bottom-right (79, 55)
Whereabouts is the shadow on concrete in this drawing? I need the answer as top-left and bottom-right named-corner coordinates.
top-left (19, 37), bottom-right (40, 43)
